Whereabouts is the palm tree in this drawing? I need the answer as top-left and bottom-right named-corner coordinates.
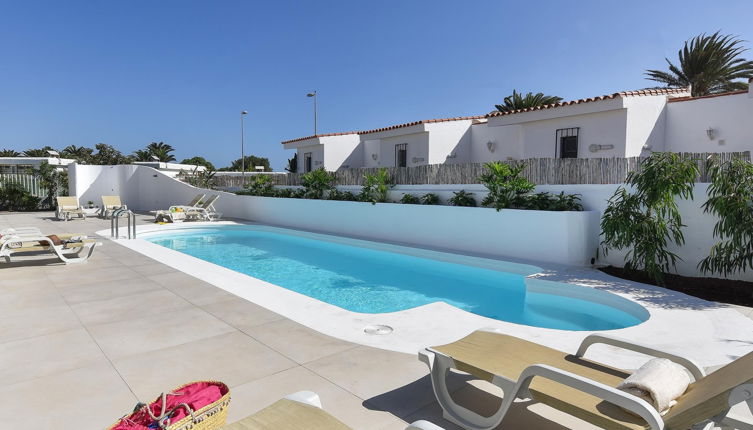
top-left (0, 149), bottom-right (20, 157)
top-left (645, 32), bottom-right (753, 97)
top-left (494, 90), bottom-right (563, 113)
top-left (22, 146), bottom-right (55, 157)
top-left (132, 149), bottom-right (153, 162)
top-left (145, 141), bottom-right (176, 162)
top-left (61, 145), bottom-right (94, 163)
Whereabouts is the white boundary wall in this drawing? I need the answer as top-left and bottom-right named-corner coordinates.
top-left (70, 164), bottom-right (748, 279)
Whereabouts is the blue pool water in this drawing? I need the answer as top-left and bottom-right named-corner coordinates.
top-left (146, 227), bottom-right (648, 331)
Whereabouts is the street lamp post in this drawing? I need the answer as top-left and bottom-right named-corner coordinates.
top-left (306, 91), bottom-right (317, 135)
top-left (240, 110), bottom-right (248, 181)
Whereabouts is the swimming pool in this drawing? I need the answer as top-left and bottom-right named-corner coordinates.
top-left (144, 226), bottom-right (648, 331)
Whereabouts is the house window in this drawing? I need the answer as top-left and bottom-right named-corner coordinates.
top-left (556, 128), bottom-right (580, 158)
top-left (303, 152), bottom-right (312, 172)
top-left (395, 144), bottom-right (407, 167)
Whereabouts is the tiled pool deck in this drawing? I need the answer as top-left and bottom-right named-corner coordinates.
top-left (1, 211), bottom-right (751, 430)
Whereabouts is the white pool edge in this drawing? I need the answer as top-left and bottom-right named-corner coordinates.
top-left (97, 221), bottom-right (753, 369)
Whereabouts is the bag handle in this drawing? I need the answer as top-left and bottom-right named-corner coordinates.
top-left (145, 392), bottom-right (197, 429)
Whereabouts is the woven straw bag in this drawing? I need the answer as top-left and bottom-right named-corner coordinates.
top-left (109, 380), bottom-right (231, 430)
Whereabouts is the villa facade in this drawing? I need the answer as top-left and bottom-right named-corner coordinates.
top-left (0, 156), bottom-right (75, 174)
top-left (282, 84), bottom-right (753, 172)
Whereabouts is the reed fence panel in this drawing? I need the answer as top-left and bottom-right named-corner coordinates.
top-left (212, 152), bottom-right (750, 188)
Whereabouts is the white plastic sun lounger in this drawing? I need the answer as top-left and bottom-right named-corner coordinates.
top-left (153, 193), bottom-right (206, 223)
top-left (220, 391), bottom-right (443, 430)
top-left (420, 330), bottom-right (753, 430)
top-left (185, 194), bottom-right (222, 221)
top-left (0, 230), bottom-right (101, 264)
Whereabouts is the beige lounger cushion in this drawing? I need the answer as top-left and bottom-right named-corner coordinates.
top-left (220, 398), bottom-right (351, 430)
top-left (8, 239), bottom-right (95, 254)
top-left (432, 331), bottom-right (646, 430)
top-left (662, 351), bottom-right (753, 430)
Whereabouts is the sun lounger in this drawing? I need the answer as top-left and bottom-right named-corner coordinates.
top-left (153, 193), bottom-right (206, 223)
top-left (185, 194), bottom-right (222, 221)
top-left (419, 330), bottom-right (753, 430)
top-left (101, 195), bottom-right (127, 219)
top-left (220, 391), bottom-right (442, 430)
top-left (0, 230), bottom-right (100, 264)
top-left (56, 196), bottom-right (85, 221)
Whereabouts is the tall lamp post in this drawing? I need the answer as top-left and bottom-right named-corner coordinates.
top-left (306, 91), bottom-right (317, 135)
top-left (240, 110), bottom-right (248, 181)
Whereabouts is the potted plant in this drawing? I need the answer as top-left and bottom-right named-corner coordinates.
top-left (87, 200), bottom-right (95, 209)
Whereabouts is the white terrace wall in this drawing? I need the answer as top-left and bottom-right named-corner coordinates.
top-left (70, 164), bottom-right (750, 280)
top-left (665, 92), bottom-right (753, 153)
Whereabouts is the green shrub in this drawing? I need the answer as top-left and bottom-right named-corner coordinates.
top-left (448, 190), bottom-right (476, 207)
top-left (400, 194), bottom-right (420, 204)
top-left (301, 168), bottom-right (337, 199)
top-left (519, 191), bottom-right (583, 211)
top-left (699, 157), bottom-right (753, 276)
top-left (0, 180), bottom-right (40, 211)
top-left (600, 152), bottom-right (699, 285)
top-left (421, 193), bottom-right (440, 205)
top-left (271, 187), bottom-right (295, 198)
top-left (244, 175), bottom-right (275, 196)
top-left (329, 189), bottom-right (359, 201)
top-left (478, 162), bottom-right (534, 211)
top-left (360, 168), bottom-right (393, 204)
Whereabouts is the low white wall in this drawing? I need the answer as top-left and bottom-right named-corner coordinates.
top-left (70, 165), bottom-right (750, 280)
top-left (231, 197), bottom-right (599, 267)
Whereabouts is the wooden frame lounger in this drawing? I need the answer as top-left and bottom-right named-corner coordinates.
top-left (101, 195), bottom-right (127, 219)
top-left (419, 330), bottom-right (753, 430)
top-left (0, 231), bottom-right (100, 264)
top-left (56, 196), bottom-right (86, 221)
top-left (220, 391), bottom-right (442, 430)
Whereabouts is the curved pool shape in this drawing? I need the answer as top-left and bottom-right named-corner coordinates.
top-left (144, 226), bottom-right (649, 331)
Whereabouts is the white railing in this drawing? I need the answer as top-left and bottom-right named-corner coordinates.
top-left (0, 173), bottom-right (47, 197)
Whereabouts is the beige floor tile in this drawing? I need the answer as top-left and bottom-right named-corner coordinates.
top-left (306, 346), bottom-right (438, 418)
top-left (57, 276), bottom-right (164, 304)
top-left (244, 318), bottom-right (357, 364)
top-left (130, 262), bottom-right (178, 276)
top-left (0, 328), bottom-right (107, 385)
top-left (0, 286), bottom-right (66, 317)
top-left (201, 296), bottom-right (285, 329)
top-left (87, 307), bottom-right (236, 360)
top-left (71, 288), bottom-right (193, 326)
top-left (49, 264), bottom-right (143, 287)
top-left (0, 304), bottom-right (82, 343)
top-left (228, 366), bottom-right (399, 430)
top-left (156, 277), bottom-right (236, 305)
top-left (113, 331), bottom-right (296, 400)
top-left (0, 361), bottom-right (137, 430)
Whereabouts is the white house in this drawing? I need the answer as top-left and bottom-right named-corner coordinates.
top-left (0, 157), bottom-right (76, 174)
top-left (281, 84), bottom-right (753, 171)
top-left (132, 161), bottom-right (207, 178)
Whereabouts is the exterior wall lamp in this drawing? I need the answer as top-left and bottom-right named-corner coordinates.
top-left (371, 153), bottom-right (378, 161)
top-left (706, 127), bottom-right (716, 140)
top-left (486, 140), bottom-right (496, 153)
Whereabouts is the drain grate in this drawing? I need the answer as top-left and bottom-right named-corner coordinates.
top-left (363, 324), bottom-right (393, 335)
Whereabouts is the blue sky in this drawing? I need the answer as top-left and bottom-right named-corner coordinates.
top-left (1, 1), bottom-right (752, 170)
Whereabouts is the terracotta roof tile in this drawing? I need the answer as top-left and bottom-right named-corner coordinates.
top-left (280, 116), bottom-right (484, 144)
top-left (486, 88), bottom-right (689, 118)
top-left (357, 116), bottom-right (485, 135)
top-left (281, 131), bottom-right (359, 145)
top-left (667, 89), bottom-right (749, 103)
